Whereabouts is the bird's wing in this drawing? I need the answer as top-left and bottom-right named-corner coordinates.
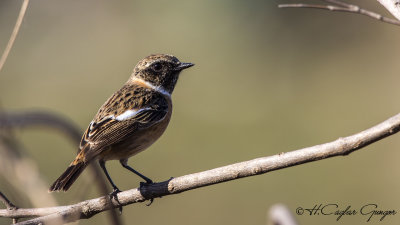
top-left (78, 86), bottom-right (169, 161)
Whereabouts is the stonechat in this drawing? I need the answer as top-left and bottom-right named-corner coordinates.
top-left (49, 54), bottom-right (194, 194)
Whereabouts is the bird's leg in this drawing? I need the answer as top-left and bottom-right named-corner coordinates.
top-left (99, 159), bottom-right (121, 192)
top-left (119, 159), bottom-right (153, 184)
top-left (119, 159), bottom-right (154, 206)
top-left (99, 160), bottom-right (123, 213)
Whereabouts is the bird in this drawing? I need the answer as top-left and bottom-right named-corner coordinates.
top-left (49, 54), bottom-right (194, 196)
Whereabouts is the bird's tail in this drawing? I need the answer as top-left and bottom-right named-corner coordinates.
top-left (49, 156), bottom-right (87, 192)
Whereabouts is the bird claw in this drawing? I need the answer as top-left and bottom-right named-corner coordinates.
top-left (139, 181), bottom-right (154, 206)
top-left (146, 198), bottom-right (154, 206)
top-left (109, 188), bottom-right (123, 213)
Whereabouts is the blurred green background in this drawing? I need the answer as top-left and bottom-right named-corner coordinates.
top-left (1, 0), bottom-right (400, 224)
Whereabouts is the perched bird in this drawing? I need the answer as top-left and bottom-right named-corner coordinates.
top-left (49, 54), bottom-right (194, 195)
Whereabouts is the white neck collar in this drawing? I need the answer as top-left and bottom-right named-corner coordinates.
top-left (131, 77), bottom-right (171, 97)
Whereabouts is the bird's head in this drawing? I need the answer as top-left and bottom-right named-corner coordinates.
top-left (129, 54), bottom-right (194, 94)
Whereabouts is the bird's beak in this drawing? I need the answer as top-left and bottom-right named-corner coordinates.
top-left (176, 62), bottom-right (194, 71)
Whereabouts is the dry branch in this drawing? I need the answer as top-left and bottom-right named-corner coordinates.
top-left (279, 0), bottom-right (400, 26)
top-left (0, 0), bottom-right (29, 72)
top-left (0, 192), bottom-right (17, 210)
top-left (1, 112), bottom-right (399, 225)
top-left (377, 0), bottom-right (400, 21)
top-left (0, 111), bottom-right (81, 143)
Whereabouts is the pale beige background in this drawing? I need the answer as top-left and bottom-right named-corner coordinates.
top-left (0, 0), bottom-right (399, 225)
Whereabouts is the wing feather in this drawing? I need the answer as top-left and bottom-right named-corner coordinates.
top-left (78, 85), bottom-right (169, 160)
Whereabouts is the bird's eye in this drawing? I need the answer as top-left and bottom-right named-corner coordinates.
top-left (152, 63), bottom-right (162, 72)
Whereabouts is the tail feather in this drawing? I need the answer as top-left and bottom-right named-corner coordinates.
top-left (49, 162), bottom-right (87, 192)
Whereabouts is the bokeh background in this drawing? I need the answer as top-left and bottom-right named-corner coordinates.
top-left (1, 0), bottom-right (399, 224)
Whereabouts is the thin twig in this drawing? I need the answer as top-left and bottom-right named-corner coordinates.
top-left (0, 111), bottom-right (81, 143)
top-left (377, 0), bottom-right (400, 21)
top-left (1, 112), bottom-right (399, 225)
top-left (279, 0), bottom-right (400, 26)
top-left (0, 0), bottom-right (30, 72)
top-left (0, 191), bottom-right (17, 210)
top-left (279, 3), bottom-right (349, 11)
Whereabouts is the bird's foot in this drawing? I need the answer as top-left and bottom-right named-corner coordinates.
top-left (140, 181), bottom-right (154, 206)
top-left (109, 188), bottom-right (123, 213)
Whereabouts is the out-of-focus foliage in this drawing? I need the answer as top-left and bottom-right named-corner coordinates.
top-left (0, 0), bottom-right (399, 225)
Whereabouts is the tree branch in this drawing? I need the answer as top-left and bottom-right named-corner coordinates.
top-left (279, 0), bottom-right (400, 26)
top-left (0, 192), bottom-right (17, 210)
top-left (0, 0), bottom-right (29, 72)
top-left (2, 112), bottom-right (400, 225)
top-left (377, 0), bottom-right (400, 21)
top-left (0, 111), bottom-right (81, 143)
